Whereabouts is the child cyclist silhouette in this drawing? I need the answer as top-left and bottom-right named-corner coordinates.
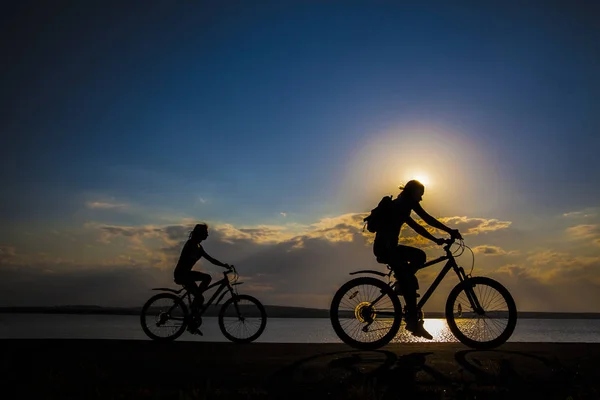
top-left (372, 180), bottom-right (462, 340)
top-left (174, 223), bottom-right (231, 334)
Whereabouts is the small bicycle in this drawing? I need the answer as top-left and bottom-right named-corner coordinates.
top-left (140, 265), bottom-right (267, 343)
top-left (329, 237), bottom-right (517, 350)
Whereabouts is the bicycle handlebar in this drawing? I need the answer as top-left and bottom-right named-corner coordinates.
top-left (442, 236), bottom-right (458, 253)
top-left (224, 264), bottom-right (238, 281)
top-left (225, 264), bottom-right (237, 273)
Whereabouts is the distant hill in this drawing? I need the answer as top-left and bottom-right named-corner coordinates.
top-left (0, 305), bottom-right (329, 318)
top-left (1, 305), bottom-right (600, 319)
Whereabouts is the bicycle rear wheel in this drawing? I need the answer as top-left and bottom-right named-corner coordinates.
top-left (218, 294), bottom-right (267, 343)
top-left (140, 293), bottom-right (188, 341)
top-left (445, 276), bottom-right (517, 349)
top-left (330, 277), bottom-right (402, 350)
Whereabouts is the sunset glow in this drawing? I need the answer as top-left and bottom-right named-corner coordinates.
top-left (406, 173), bottom-right (430, 187)
top-left (1, 2), bottom-right (598, 315)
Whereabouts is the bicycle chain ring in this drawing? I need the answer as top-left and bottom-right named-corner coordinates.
top-left (156, 312), bottom-right (169, 326)
top-left (354, 301), bottom-right (376, 323)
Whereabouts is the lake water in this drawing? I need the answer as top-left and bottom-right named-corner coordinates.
top-left (1, 314), bottom-right (600, 343)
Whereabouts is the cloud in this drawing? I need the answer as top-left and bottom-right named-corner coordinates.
top-left (3, 210), bottom-right (600, 312)
top-left (495, 263), bottom-right (527, 277)
top-left (98, 225), bottom-right (164, 246)
top-left (562, 208), bottom-right (598, 218)
top-left (308, 213), bottom-right (367, 231)
top-left (566, 224), bottom-right (600, 247)
top-left (210, 213), bottom-right (369, 246)
top-left (0, 261), bottom-right (172, 307)
top-left (390, 216), bottom-right (513, 248)
top-left (526, 250), bottom-right (570, 266)
top-left (0, 246), bottom-right (16, 259)
top-left (439, 216), bottom-right (512, 235)
top-left (490, 260), bottom-right (600, 312)
top-left (0, 213), bottom-right (376, 308)
top-left (87, 212), bottom-right (509, 252)
top-left (472, 245), bottom-right (519, 256)
top-left (280, 212), bottom-right (287, 217)
top-left (524, 249), bottom-right (600, 284)
top-left (304, 224), bottom-right (359, 243)
top-left (86, 201), bottom-right (127, 210)
top-left (217, 224), bottom-right (295, 244)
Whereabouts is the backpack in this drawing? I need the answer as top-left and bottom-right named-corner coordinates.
top-left (362, 195), bottom-right (394, 233)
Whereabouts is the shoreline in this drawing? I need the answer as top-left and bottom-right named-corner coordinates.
top-left (2, 339), bottom-right (599, 399)
top-left (3, 308), bottom-right (600, 319)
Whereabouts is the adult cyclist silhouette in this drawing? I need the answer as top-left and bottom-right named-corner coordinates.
top-left (173, 223), bottom-right (231, 334)
top-left (372, 180), bottom-right (462, 339)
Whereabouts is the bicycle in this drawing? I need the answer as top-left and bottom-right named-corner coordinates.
top-left (329, 237), bottom-right (517, 350)
top-left (140, 265), bottom-right (267, 343)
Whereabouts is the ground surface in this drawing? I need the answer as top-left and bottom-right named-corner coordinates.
top-left (2, 340), bottom-right (599, 399)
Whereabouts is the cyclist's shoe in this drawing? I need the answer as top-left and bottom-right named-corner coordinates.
top-left (189, 327), bottom-right (203, 336)
top-left (187, 315), bottom-right (203, 333)
top-left (405, 320), bottom-right (433, 340)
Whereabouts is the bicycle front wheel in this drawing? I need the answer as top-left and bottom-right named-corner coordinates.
top-left (445, 276), bottom-right (517, 349)
top-left (330, 277), bottom-right (402, 350)
top-left (140, 293), bottom-right (189, 341)
top-left (218, 294), bottom-right (267, 343)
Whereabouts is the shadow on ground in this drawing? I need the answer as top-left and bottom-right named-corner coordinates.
top-left (268, 348), bottom-right (598, 400)
top-left (2, 340), bottom-right (599, 399)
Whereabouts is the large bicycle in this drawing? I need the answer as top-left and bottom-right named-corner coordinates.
top-left (140, 265), bottom-right (267, 343)
top-left (330, 237), bottom-right (517, 350)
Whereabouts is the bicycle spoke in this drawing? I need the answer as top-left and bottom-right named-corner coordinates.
top-left (141, 295), bottom-right (187, 340)
top-left (219, 296), bottom-right (266, 342)
top-left (450, 279), bottom-right (512, 345)
top-left (335, 285), bottom-right (397, 342)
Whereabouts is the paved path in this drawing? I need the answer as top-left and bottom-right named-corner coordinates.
top-left (2, 340), bottom-right (599, 399)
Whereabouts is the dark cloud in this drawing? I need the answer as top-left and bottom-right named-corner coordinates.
top-left (0, 263), bottom-right (172, 307)
top-left (490, 264), bottom-right (600, 312)
top-left (2, 214), bottom-right (599, 312)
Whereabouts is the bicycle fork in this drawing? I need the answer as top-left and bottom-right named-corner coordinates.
top-left (457, 268), bottom-right (485, 315)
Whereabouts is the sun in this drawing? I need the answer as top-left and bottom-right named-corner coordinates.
top-left (413, 174), bottom-right (429, 186)
top-left (407, 173), bottom-right (430, 187)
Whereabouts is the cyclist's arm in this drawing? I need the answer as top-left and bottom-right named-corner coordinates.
top-left (199, 246), bottom-right (229, 268)
top-left (205, 253), bottom-right (229, 268)
top-left (405, 216), bottom-right (439, 243)
top-left (413, 203), bottom-right (453, 233)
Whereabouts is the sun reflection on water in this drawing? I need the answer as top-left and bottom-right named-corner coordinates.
top-left (391, 318), bottom-right (459, 343)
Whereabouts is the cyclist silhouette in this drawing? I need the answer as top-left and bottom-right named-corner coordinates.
top-left (174, 223), bottom-right (231, 333)
top-left (373, 180), bottom-right (462, 339)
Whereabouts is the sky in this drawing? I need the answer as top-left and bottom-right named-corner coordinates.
top-left (1, 1), bottom-right (599, 312)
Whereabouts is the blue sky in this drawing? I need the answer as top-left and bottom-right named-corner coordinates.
top-left (1, 2), bottom-right (599, 311)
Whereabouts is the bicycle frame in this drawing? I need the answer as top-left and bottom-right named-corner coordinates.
top-left (195, 271), bottom-right (244, 315)
top-left (415, 253), bottom-right (466, 311)
top-left (350, 241), bottom-right (485, 316)
top-left (154, 269), bottom-right (243, 318)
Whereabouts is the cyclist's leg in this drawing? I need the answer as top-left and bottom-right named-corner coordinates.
top-left (391, 245), bottom-right (432, 339)
top-left (188, 271), bottom-right (212, 311)
top-left (389, 245), bottom-right (424, 292)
